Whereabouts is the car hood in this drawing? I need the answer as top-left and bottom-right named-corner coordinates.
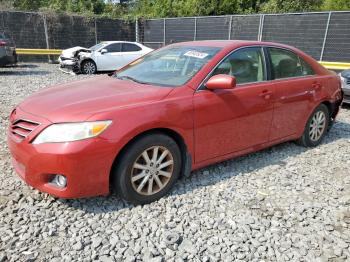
top-left (19, 75), bottom-right (173, 122)
top-left (61, 46), bottom-right (90, 58)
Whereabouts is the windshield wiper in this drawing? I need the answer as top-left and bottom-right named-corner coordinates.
top-left (115, 75), bottom-right (147, 84)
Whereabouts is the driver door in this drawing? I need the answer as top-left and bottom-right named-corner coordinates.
top-left (193, 47), bottom-right (275, 162)
top-left (96, 43), bottom-right (125, 71)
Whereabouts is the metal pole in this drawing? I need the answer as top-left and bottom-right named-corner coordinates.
top-left (228, 16), bottom-right (233, 40)
top-left (258, 14), bottom-right (265, 41)
top-left (163, 18), bottom-right (166, 46)
top-left (320, 11), bottom-right (332, 61)
top-left (42, 14), bottom-right (52, 63)
top-left (194, 17), bottom-right (197, 40)
top-left (135, 18), bottom-right (139, 42)
top-left (94, 19), bottom-right (98, 44)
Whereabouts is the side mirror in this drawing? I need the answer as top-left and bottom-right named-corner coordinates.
top-left (205, 74), bottom-right (236, 90)
top-left (100, 49), bottom-right (108, 54)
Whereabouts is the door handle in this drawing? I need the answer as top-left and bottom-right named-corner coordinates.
top-left (259, 90), bottom-right (273, 99)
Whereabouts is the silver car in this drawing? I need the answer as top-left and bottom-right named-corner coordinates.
top-left (340, 70), bottom-right (350, 104)
top-left (0, 32), bottom-right (17, 67)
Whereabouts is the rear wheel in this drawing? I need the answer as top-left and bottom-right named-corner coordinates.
top-left (81, 60), bottom-right (97, 74)
top-left (297, 104), bottom-right (329, 147)
top-left (112, 133), bottom-right (182, 205)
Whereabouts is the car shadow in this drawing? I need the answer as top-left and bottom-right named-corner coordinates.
top-left (60, 119), bottom-right (350, 214)
top-left (342, 103), bottom-right (350, 110)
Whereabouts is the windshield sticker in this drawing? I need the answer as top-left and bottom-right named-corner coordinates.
top-left (184, 50), bottom-right (209, 59)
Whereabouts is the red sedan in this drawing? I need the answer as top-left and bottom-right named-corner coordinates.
top-left (7, 41), bottom-right (343, 204)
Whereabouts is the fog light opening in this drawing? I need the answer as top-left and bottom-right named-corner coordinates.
top-left (50, 174), bottom-right (67, 188)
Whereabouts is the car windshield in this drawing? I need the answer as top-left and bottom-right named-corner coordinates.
top-left (114, 46), bottom-right (221, 87)
top-left (90, 43), bottom-right (105, 51)
top-left (0, 33), bottom-right (5, 39)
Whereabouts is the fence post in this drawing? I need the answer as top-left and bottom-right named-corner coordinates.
top-left (42, 13), bottom-right (51, 63)
top-left (163, 18), bottom-right (166, 46)
top-left (258, 14), bottom-right (265, 41)
top-left (228, 16), bottom-right (233, 40)
top-left (94, 18), bottom-right (98, 44)
top-left (320, 11), bottom-right (332, 61)
top-left (194, 17), bottom-right (197, 40)
top-left (135, 18), bottom-right (139, 42)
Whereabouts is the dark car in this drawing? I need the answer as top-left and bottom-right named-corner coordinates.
top-left (0, 32), bottom-right (17, 67)
top-left (340, 70), bottom-right (350, 104)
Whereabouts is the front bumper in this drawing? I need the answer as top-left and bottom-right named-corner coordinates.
top-left (0, 50), bottom-right (17, 66)
top-left (7, 108), bottom-right (117, 198)
top-left (58, 56), bottom-right (80, 73)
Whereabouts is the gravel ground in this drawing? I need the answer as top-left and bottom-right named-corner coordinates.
top-left (1, 63), bottom-right (350, 262)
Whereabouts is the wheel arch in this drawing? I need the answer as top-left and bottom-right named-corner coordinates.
top-left (321, 100), bottom-right (341, 120)
top-left (109, 127), bottom-right (192, 187)
top-left (297, 99), bottom-right (335, 138)
top-left (80, 58), bottom-right (97, 71)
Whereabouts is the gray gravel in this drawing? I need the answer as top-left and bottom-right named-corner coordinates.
top-left (1, 63), bottom-right (350, 261)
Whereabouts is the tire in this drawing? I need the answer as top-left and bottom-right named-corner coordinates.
top-left (297, 104), bottom-right (330, 147)
top-left (81, 60), bottom-right (97, 74)
top-left (112, 133), bottom-right (182, 205)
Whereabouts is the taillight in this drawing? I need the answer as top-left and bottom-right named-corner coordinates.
top-left (0, 41), bottom-right (7, 46)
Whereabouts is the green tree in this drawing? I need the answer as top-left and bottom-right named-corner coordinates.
top-left (12, 0), bottom-right (44, 11)
top-left (5, 0), bottom-right (350, 19)
top-left (260, 0), bottom-right (323, 13)
top-left (322, 0), bottom-right (350, 11)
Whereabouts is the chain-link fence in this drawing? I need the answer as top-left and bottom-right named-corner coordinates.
top-left (1, 10), bottom-right (349, 63)
top-left (140, 11), bottom-right (350, 62)
top-left (0, 10), bottom-right (135, 61)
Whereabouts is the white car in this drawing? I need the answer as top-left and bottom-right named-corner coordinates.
top-left (59, 41), bottom-right (153, 74)
top-left (339, 70), bottom-right (350, 104)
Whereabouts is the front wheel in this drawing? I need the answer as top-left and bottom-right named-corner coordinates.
top-left (81, 60), bottom-right (97, 74)
top-left (297, 104), bottom-right (329, 147)
top-left (112, 133), bottom-right (182, 205)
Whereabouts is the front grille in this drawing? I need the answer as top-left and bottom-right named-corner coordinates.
top-left (346, 78), bottom-right (350, 85)
top-left (10, 119), bottom-right (40, 141)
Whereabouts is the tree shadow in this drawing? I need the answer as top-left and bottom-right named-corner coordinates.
top-left (0, 70), bottom-right (50, 76)
top-left (59, 119), bottom-right (350, 214)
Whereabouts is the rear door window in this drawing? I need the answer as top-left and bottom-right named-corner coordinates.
top-left (299, 57), bottom-right (315, 76)
top-left (268, 47), bottom-right (304, 79)
top-left (122, 43), bottom-right (141, 52)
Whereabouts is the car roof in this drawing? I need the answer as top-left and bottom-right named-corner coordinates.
top-left (100, 41), bottom-right (139, 44)
top-left (172, 40), bottom-right (297, 51)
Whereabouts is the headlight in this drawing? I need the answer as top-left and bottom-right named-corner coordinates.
top-left (32, 120), bottom-right (112, 144)
top-left (339, 73), bottom-right (345, 84)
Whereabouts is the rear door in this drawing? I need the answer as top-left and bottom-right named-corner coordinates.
top-left (121, 43), bottom-right (143, 65)
top-left (96, 43), bottom-right (125, 71)
top-left (193, 47), bottom-right (275, 162)
top-left (266, 47), bottom-right (320, 141)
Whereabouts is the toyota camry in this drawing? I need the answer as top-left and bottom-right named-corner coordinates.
top-left (7, 40), bottom-right (343, 204)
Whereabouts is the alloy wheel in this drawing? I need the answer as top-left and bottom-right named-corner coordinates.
top-left (309, 111), bottom-right (326, 142)
top-left (83, 61), bottom-right (96, 74)
top-left (131, 146), bottom-right (174, 196)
